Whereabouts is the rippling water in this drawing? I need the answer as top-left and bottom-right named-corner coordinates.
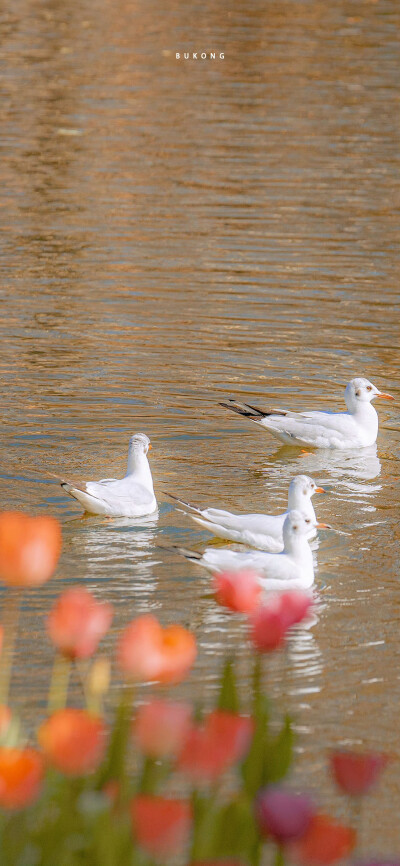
top-left (1, 0), bottom-right (399, 850)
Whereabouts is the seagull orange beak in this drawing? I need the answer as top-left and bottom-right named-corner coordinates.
top-left (148, 443), bottom-right (152, 450)
top-left (316, 522), bottom-right (332, 529)
top-left (315, 486), bottom-right (326, 493)
top-left (375, 392), bottom-right (394, 401)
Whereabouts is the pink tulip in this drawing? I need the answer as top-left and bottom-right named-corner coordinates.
top-left (131, 795), bottom-right (192, 858)
top-left (177, 710), bottom-right (253, 784)
top-left (249, 598), bottom-right (287, 652)
top-left (279, 590), bottom-right (313, 628)
top-left (330, 751), bottom-right (389, 796)
top-left (213, 570), bottom-right (262, 613)
top-left (134, 699), bottom-right (193, 759)
top-left (47, 587), bottom-right (113, 660)
top-left (117, 615), bottom-right (197, 685)
top-left (255, 786), bottom-right (314, 843)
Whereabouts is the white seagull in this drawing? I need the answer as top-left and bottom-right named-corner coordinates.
top-left (165, 475), bottom-right (325, 552)
top-left (57, 434), bottom-right (157, 517)
top-left (220, 378), bottom-right (394, 449)
top-left (168, 511), bottom-right (331, 591)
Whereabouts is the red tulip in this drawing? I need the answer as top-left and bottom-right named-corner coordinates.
top-left (0, 512), bottom-right (61, 587)
top-left (117, 615), bottom-right (197, 684)
top-left (294, 813), bottom-right (356, 865)
top-left (213, 570), bottom-right (262, 614)
top-left (0, 705), bottom-right (12, 737)
top-left (177, 710), bottom-right (253, 784)
top-left (134, 699), bottom-right (192, 759)
top-left (249, 598), bottom-right (287, 652)
top-left (279, 590), bottom-right (313, 628)
top-left (255, 786), bottom-right (314, 843)
top-left (330, 750), bottom-right (389, 796)
top-left (39, 709), bottom-right (107, 776)
top-left (0, 747), bottom-right (43, 809)
top-left (47, 587), bottom-right (113, 659)
top-left (131, 795), bottom-right (192, 858)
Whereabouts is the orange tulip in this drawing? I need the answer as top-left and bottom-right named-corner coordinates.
top-left (330, 750), bottom-right (389, 796)
top-left (0, 705), bottom-right (12, 737)
top-left (131, 795), bottom-right (192, 858)
top-left (0, 512), bottom-right (61, 588)
top-left (47, 587), bottom-right (113, 659)
top-left (134, 699), bottom-right (193, 759)
top-left (117, 615), bottom-right (197, 684)
top-left (0, 747), bottom-right (43, 809)
top-left (177, 710), bottom-right (254, 784)
top-left (294, 813), bottom-right (356, 865)
top-left (38, 708), bottom-right (106, 776)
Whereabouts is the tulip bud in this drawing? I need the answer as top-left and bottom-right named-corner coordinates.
top-left (255, 786), bottom-right (314, 843)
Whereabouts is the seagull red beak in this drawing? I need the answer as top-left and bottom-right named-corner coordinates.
top-left (375, 392), bottom-right (394, 401)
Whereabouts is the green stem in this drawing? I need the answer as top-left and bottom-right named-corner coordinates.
top-left (47, 653), bottom-right (71, 713)
top-left (274, 844), bottom-right (285, 866)
top-left (0, 591), bottom-right (21, 706)
top-left (252, 653), bottom-right (262, 716)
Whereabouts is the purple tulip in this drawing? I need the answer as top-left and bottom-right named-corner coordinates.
top-left (255, 785), bottom-right (314, 843)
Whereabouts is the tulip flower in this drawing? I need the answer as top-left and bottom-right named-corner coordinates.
top-left (47, 587), bottom-right (113, 660)
top-left (177, 710), bottom-right (253, 784)
top-left (38, 708), bottom-right (106, 776)
top-left (134, 699), bottom-right (193, 759)
top-left (213, 570), bottom-right (262, 614)
top-left (279, 590), bottom-right (313, 628)
top-left (0, 705), bottom-right (12, 737)
top-left (0, 747), bottom-right (43, 809)
top-left (0, 512), bottom-right (61, 587)
top-left (131, 795), bottom-right (192, 858)
top-left (117, 615), bottom-right (197, 684)
top-left (294, 813), bottom-right (356, 865)
top-left (255, 786), bottom-right (314, 842)
top-left (249, 598), bottom-right (288, 652)
top-left (330, 750), bottom-right (389, 796)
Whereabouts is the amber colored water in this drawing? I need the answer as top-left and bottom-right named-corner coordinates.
top-left (1, 0), bottom-right (399, 852)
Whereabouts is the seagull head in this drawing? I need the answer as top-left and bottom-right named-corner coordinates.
top-left (283, 509), bottom-right (331, 548)
top-left (128, 433), bottom-right (152, 456)
top-left (288, 475), bottom-right (325, 509)
top-left (345, 378), bottom-right (394, 410)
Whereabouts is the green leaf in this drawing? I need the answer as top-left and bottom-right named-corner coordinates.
top-left (263, 714), bottom-right (294, 784)
top-left (217, 658), bottom-right (240, 713)
top-left (241, 694), bottom-right (270, 798)
top-left (213, 794), bottom-right (259, 861)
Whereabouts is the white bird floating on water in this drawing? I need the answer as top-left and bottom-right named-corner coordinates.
top-left (166, 475), bottom-right (325, 552)
top-left (57, 434), bottom-right (157, 517)
top-left (169, 510), bottom-right (331, 591)
top-left (220, 378), bottom-right (394, 450)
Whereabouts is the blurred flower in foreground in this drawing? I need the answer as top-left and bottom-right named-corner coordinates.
top-left (0, 512), bottom-right (61, 588)
top-left (0, 624), bottom-right (3, 654)
top-left (0, 705), bottom-right (12, 738)
top-left (117, 615), bottom-right (197, 684)
top-left (134, 699), bottom-right (192, 760)
top-left (213, 570), bottom-right (262, 613)
top-left (279, 590), bottom-right (313, 628)
top-left (177, 710), bottom-right (253, 784)
top-left (330, 750), bottom-right (389, 796)
top-left (293, 813), bottom-right (356, 865)
top-left (0, 747), bottom-right (43, 809)
top-left (39, 709), bottom-right (107, 776)
top-left (131, 795), bottom-right (192, 858)
top-left (250, 590), bottom-right (312, 652)
top-left (255, 786), bottom-right (314, 842)
top-left (191, 862), bottom-right (247, 866)
top-left (47, 587), bottom-right (113, 659)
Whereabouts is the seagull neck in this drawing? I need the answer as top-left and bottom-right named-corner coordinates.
top-left (126, 451), bottom-right (154, 491)
top-left (283, 535), bottom-right (311, 560)
top-left (287, 495), bottom-right (316, 522)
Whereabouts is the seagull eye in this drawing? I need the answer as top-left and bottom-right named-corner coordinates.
top-left (305, 518), bottom-right (311, 524)
top-left (367, 385), bottom-right (372, 391)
